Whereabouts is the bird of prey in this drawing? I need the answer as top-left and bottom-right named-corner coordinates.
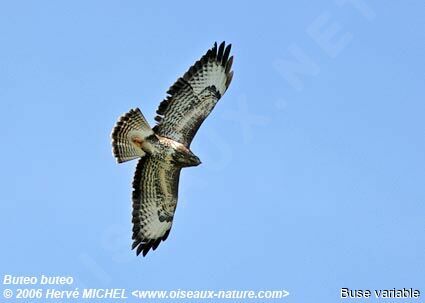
top-left (111, 42), bottom-right (234, 256)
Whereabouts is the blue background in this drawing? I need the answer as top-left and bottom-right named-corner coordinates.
top-left (1, 1), bottom-right (424, 302)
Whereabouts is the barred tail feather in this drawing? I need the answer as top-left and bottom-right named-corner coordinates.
top-left (111, 108), bottom-right (154, 163)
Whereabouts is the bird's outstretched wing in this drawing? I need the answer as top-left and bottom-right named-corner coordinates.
top-left (131, 156), bottom-right (181, 256)
top-left (153, 41), bottom-right (234, 147)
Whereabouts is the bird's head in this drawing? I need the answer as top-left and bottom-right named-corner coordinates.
top-left (172, 149), bottom-right (201, 167)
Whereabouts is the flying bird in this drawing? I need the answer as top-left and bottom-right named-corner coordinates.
top-left (111, 42), bottom-right (234, 256)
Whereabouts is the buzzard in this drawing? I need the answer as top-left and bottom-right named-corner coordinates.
top-left (111, 42), bottom-right (234, 256)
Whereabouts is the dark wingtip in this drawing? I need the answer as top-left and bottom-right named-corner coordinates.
top-left (162, 229), bottom-right (171, 241)
top-left (142, 240), bottom-right (153, 256)
top-left (217, 41), bottom-right (225, 62)
top-left (136, 244), bottom-right (144, 256)
top-left (131, 227), bottom-right (171, 257)
top-left (132, 239), bottom-right (141, 250)
top-left (212, 42), bottom-right (218, 55)
top-left (222, 44), bottom-right (231, 65)
top-left (225, 56), bottom-right (233, 73)
top-left (152, 238), bottom-right (161, 251)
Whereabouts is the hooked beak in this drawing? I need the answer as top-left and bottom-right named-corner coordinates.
top-left (192, 155), bottom-right (202, 166)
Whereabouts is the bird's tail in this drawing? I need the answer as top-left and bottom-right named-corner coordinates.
top-left (111, 108), bottom-right (154, 163)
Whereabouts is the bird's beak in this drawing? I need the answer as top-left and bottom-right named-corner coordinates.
top-left (193, 156), bottom-right (201, 166)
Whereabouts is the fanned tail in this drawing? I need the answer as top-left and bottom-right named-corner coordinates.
top-left (111, 108), bottom-right (154, 163)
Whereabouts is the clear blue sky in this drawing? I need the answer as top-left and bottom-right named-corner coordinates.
top-left (1, 1), bottom-right (424, 302)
